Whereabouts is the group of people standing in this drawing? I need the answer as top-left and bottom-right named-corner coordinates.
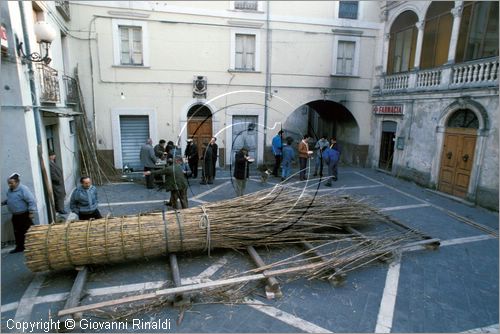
top-left (139, 136), bottom-right (220, 209)
top-left (271, 131), bottom-right (341, 185)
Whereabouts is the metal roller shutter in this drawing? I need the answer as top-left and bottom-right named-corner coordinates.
top-left (120, 115), bottom-right (149, 170)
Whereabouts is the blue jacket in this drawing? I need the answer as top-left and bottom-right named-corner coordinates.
top-left (282, 145), bottom-right (295, 163)
top-left (322, 147), bottom-right (340, 165)
top-left (70, 185), bottom-right (99, 214)
top-left (2, 184), bottom-right (37, 214)
top-left (272, 135), bottom-right (282, 156)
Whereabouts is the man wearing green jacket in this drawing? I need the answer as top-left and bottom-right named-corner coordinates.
top-left (144, 158), bottom-right (188, 209)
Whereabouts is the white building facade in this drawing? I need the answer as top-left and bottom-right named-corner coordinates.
top-left (68, 1), bottom-right (382, 171)
top-left (1, 0), bottom-right (80, 241)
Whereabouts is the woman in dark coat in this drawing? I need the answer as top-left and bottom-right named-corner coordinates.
top-left (233, 147), bottom-right (251, 196)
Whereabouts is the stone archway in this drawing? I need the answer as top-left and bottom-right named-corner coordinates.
top-left (284, 100), bottom-right (365, 166)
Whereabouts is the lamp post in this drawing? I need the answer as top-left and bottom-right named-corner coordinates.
top-left (17, 21), bottom-right (56, 65)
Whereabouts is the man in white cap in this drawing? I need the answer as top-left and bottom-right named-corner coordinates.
top-left (1, 173), bottom-right (37, 253)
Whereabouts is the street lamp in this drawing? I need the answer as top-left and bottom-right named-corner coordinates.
top-left (17, 21), bottom-right (56, 65)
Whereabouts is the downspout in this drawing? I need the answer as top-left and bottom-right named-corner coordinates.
top-left (18, 1), bottom-right (56, 223)
top-left (263, 0), bottom-right (271, 162)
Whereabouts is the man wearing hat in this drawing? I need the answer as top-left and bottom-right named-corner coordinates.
top-left (233, 147), bottom-right (252, 197)
top-left (144, 156), bottom-right (189, 209)
top-left (184, 138), bottom-right (199, 179)
top-left (49, 151), bottom-right (67, 214)
top-left (1, 173), bottom-right (37, 253)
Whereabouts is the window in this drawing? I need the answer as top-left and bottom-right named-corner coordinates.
top-left (387, 11), bottom-right (418, 74)
top-left (447, 109), bottom-right (479, 129)
top-left (69, 120), bottom-right (75, 135)
top-left (337, 41), bottom-right (355, 75)
top-left (234, 1), bottom-right (258, 11)
top-left (420, 2), bottom-right (454, 69)
top-left (235, 34), bottom-right (255, 70)
top-left (112, 19), bottom-right (149, 67)
top-left (230, 29), bottom-right (260, 72)
top-left (332, 36), bottom-right (360, 76)
top-left (339, 1), bottom-right (358, 20)
top-left (456, 1), bottom-right (499, 62)
top-left (119, 26), bottom-right (143, 65)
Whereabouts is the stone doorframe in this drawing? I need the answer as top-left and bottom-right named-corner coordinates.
top-left (430, 98), bottom-right (490, 201)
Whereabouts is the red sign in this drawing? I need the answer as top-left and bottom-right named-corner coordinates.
top-left (373, 105), bottom-right (404, 116)
top-left (1, 25), bottom-right (8, 50)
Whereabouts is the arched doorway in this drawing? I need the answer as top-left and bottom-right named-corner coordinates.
top-left (438, 109), bottom-right (479, 198)
top-left (187, 104), bottom-right (213, 158)
top-left (379, 120), bottom-right (397, 171)
top-left (284, 100), bottom-right (363, 166)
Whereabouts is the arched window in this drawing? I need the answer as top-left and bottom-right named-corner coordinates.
top-left (420, 2), bottom-right (454, 69)
top-left (456, 1), bottom-right (499, 62)
top-left (447, 109), bottom-right (479, 129)
top-left (387, 11), bottom-right (418, 74)
top-left (187, 104), bottom-right (212, 119)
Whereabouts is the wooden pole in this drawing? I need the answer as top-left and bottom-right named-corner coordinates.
top-left (246, 246), bottom-right (281, 298)
top-left (169, 253), bottom-right (191, 306)
top-left (38, 146), bottom-right (56, 223)
top-left (58, 262), bottom-right (324, 317)
top-left (59, 266), bottom-right (88, 331)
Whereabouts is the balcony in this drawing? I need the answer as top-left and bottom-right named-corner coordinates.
top-left (37, 64), bottom-right (60, 104)
top-left (63, 75), bottom-right (79, 105)
top-left (55, 0), bottom-right (70, 21)
top-left (378, 57), bottom-right (499, 95)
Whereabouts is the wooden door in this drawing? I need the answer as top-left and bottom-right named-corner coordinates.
top-left (438, 129), bottom-right (476, 198)
top-left (187, 118), bottom-right (212, 159)
top-left (378, 131), bottom-right (395, 171)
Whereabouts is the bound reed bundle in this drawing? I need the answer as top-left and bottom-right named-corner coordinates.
top-left (25, 186), bottom-right (387, 272)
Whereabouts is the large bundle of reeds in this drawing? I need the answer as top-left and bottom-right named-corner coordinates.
top-left (25, 186), bottom-right (388, 272)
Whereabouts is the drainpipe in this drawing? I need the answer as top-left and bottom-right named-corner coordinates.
top-left (18, 1), bottom-right (56, 223)
top-left (263, 0), bottom-right (271, 162)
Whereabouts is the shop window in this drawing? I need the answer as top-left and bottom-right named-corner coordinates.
top-left (420, 2), bottom-right (454, 69)
top-left (456, 1), bottom-right (499, 62)
top-left (387, 11), bottom-right (418, 74)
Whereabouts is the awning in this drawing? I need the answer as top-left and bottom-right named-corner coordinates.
top-left (40, 107), bottom-right (82, 117)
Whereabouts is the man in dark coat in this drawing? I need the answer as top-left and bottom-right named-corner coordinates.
top-left (209, 137), bottom-right (218, 179)
top-left (145, 157), bottom-right (189, 209)
top-left (233, 147), bottom-right (252, 196)
top-left (49, 151), bottom-right (67, 214)
top-left (154, 139), bottom-right (167, 160)
top-left (200, 142), bottom-right (214, 185)
top-left (140, 138), bottom-right (157, 189)
top-left (184, 138), bottom-right (199, 178)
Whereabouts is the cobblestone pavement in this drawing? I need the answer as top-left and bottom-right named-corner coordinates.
top-left (1, 167), bottom-right (498, 333)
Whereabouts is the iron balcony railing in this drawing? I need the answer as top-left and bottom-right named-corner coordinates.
top-left (37, 64), bottom-right (60, 104)
top-left (234, 1), bottom-right (258, 11)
